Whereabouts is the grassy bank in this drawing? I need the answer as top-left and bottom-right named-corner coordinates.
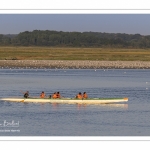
top-left (1, 47), bottom-right (150, 61)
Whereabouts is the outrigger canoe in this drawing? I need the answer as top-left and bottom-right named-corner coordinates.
top-left (0, 97), bottom-right (128, 104)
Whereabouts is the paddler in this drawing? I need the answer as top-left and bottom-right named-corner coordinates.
top-left (24, 91), bottom-right (29, 98)
top-left (76, 92), bottom-right (82, 99)
top-left (83, 92), bottom-right (88, 99)
top-left (52, 92), bottom-right (57, 99)
top-left (57, 92), bottom-right (61, 98)
top-left (40, 91), bottom-right (45, 98)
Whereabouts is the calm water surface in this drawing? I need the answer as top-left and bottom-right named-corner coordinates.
top-left (0, 69), bottom-right (150, 136)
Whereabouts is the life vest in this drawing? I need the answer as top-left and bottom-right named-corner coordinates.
top-left (76, 94), bottom-right (82, 99)
top-left (52, 94), bottom-right (57, 99)
top-left (83, 93), bottom-right (88, 99)
top-left (57, 94), bottom-right (61, 98)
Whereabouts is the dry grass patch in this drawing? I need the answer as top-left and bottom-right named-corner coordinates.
top-left (0, 47), bottom-right (150, 61)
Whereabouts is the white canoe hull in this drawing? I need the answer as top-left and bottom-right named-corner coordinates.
top-left (0, 97), bottom-right (128, 104)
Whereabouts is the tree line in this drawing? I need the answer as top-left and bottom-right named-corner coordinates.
top-left (0, 30), bottom-right (150, 48)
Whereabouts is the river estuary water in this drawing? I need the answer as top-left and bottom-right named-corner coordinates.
top-left (0, 68), bottom-right (150, 137)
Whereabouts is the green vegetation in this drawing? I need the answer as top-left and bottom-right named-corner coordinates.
top-left (1, 47), bottom-right (150, 61)
top-left (1, 30), bottom-right (150, 61)
top-left (1, 30), bottom-right (150, 48)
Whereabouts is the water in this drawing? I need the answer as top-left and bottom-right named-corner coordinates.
top-left (0, 68), bottom-right (150, 136)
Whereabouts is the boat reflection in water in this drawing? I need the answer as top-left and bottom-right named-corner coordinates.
top-left (38, 102), bottom-right (128, 110)
top-left (51, 103), bottom-right (59, 109)
top-left (76, 103), bottom-right (128, 110)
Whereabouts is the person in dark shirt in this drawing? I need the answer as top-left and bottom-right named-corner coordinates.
top-left (24, 91), bottom-right (29, 98)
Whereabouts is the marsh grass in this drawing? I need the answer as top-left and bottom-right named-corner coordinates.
top-left (1, 47), bottom-right (150, 61)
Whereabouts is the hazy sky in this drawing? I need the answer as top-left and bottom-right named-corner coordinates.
top-left (1, 14), bottom-right (150, 35)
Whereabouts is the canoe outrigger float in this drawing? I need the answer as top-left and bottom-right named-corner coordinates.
top-left (0, 97), bottom-right (128, 104)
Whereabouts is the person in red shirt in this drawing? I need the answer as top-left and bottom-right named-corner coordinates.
top-left (57, 92), bottom-right (61, 98)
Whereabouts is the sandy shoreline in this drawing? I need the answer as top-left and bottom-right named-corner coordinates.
top-left (0, 60), bottom-right (150, 69)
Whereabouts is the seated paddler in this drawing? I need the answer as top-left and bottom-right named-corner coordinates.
top-left (24, 91), bottom-right (29, 98)
top-left (76, 92), bottom-right (82, 99)
top-left (40, 91), bottom-right (45, 98)
top-left (83, 92), bottom-right (88, 99)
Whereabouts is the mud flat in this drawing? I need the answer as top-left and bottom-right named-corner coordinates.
top-left (0, 60), bottom-right (150, 69)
